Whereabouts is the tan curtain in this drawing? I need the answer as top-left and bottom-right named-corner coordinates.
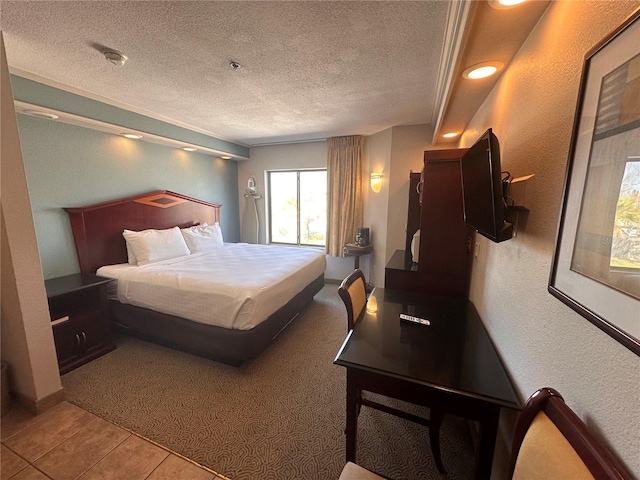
top-left (326, 135), bottom-right (364, 256)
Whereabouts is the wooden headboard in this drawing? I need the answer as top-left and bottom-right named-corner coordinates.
top-left (66, 191), bottom-right (221, 274)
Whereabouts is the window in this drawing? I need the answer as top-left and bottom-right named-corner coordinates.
top-left (268, 169), bottom-right (327, 246)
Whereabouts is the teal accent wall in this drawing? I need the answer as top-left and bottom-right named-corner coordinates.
top-left (18, 114), bottom-right (240, 279)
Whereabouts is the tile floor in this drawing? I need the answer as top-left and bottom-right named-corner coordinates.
top-left (1, 401), bottom-right (229, 480)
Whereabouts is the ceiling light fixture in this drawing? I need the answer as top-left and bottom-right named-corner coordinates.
top-left (23, 110), bottom-right (59, 120)
top-left (220, 155), bottom-right (232, 160)
top-left (122, 133), bottom-right (142, 139)
top-left (103, 50), bottom-right (128, 66)
top-left (183, 147), bottom-right (197, 152)
top-left (489, 0), bottom-right (527, 8)
top-left (443, 132), bottom-right (458, 138)
top-left (462, 61), bottom-right (504, 80)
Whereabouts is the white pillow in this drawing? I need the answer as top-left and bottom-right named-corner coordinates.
top-left (123, 226), bottom-right (191, 265)
top-left (125, 238), bottom-right (138, 265)
top-left (181, 222), bottom-right (224, 253)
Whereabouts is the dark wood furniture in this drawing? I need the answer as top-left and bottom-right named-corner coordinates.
top-left (337, 276), bottom-right (445, 473)
top-left (385, 148), bottom-right (471, 296)
top-left (343, 243), bottom-right (373, 270)
top-left (334, 287), bottom-right (520, 479)
top-left (65, 190), bottom-right (324, 365)
top-left (65, 190), bottom-right (222, 275)
top-left (509, 387), bottom-right (631, 479)
top-left (45, 273), bottom-right (115, 374)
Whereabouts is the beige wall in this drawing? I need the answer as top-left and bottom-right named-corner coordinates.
top-left (386, 124), bottom-right (438, 262)
top-left (363, 128), bottom-right (392, 287)
top-left (459, 2), bottom-right (640, 477)
top-left (1, 34), bottom-right (63, 413)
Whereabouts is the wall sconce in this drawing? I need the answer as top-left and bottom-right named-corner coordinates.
top-left (370, 173), bottom-right (383, 193)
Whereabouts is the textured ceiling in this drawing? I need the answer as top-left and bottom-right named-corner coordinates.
top-left (1, 1), bottom-right (550, 147)
top-left (1, 1), bottom-right (451, 146)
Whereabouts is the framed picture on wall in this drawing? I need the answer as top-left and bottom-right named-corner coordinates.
top-left (549, 8), bottom-right (640, 355)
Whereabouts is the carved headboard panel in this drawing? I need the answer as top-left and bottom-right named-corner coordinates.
top-left (66, 191), bottom-right (221, 274)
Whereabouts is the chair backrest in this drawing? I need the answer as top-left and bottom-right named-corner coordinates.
top-left (338, 269), bottom-right (367, 331)
top-left (509, 387), bottom-right (631, 480)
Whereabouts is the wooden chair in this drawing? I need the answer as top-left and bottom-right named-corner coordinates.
top-left (337, 270), bottom-right (445, 473)
top-left (338, 269), bottom-right (368, 331)
top-left (509, 387), bottom-right (631, 480)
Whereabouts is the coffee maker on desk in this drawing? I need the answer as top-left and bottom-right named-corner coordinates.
top-left (355, 227), bottom-right (370, 247)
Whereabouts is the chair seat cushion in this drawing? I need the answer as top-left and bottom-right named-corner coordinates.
top-left (338, 462), bottom-right (384, 480)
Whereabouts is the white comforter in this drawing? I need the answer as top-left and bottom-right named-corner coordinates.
top-left (97, 243), bottom-right (326, 330)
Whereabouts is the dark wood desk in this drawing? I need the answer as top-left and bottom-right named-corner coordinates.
top-left (334, 288), bottom-right (519, 479)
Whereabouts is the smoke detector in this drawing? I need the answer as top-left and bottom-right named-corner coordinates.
top-left (104, 50), bottom-right (128, 66)
top-left (229, 61), bottom-right (241, 70)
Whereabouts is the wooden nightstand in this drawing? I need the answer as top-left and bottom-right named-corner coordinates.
top-left (45, 273), bottom-right (116, 374)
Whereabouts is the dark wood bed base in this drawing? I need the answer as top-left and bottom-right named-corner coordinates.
top-left (65, 190), bottom-right (324, 365)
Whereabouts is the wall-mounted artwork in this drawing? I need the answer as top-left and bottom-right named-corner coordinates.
top-left (549, 8), bottom-right (640, 355)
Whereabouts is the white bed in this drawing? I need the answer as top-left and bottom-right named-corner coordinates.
top-left (97, 243), bottom-right (326, 330)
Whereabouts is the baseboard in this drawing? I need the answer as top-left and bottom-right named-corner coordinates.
top-left (13, 387), bottom-right (65, 416)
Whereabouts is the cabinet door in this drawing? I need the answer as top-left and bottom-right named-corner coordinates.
top-left (76, 310), bottom-right (111, 356)
top-left (52, 318), bottom-right (83, 371)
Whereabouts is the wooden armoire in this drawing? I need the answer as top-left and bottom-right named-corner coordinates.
top-left (385, 148), bottom-right (471, 296)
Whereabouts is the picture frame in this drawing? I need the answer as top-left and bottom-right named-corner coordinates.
top-left (549, 8), bottom-right (640, 356)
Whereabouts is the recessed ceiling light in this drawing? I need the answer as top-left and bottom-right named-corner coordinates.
top-left (462, 61), bottom-right (504, 80)
top-left (443, 132), bottom-right (458, 138)
top-left (23, 110), bottom-right (59, 120)
top-left (183, 147), bottom-right (197, 152)
top-left (122, 133), bottom-right (142, 139)
top-left (489, 0), bottom-right (527, 8)
top-left (220, 155), bottom-right (232, 160)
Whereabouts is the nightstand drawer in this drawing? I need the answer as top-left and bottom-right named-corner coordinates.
top-left (48, 287), bottom-right (103, 322)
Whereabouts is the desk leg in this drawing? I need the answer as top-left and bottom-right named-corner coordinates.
top-left (474, 406), bottom-right (500, 480)
top-left (353, 255), bottom-right (360, 270)
top-left (345, 369), bottom-right (358, 462)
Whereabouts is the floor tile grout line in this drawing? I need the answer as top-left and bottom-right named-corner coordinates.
top-left (1, 447), bottom-right (56, 480)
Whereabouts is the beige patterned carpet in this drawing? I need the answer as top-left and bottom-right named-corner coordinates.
top-left (62, 285), bottom-right (475, 480)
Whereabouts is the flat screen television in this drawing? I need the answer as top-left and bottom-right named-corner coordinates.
top-left (460, 128), bottom-right (513, 243)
